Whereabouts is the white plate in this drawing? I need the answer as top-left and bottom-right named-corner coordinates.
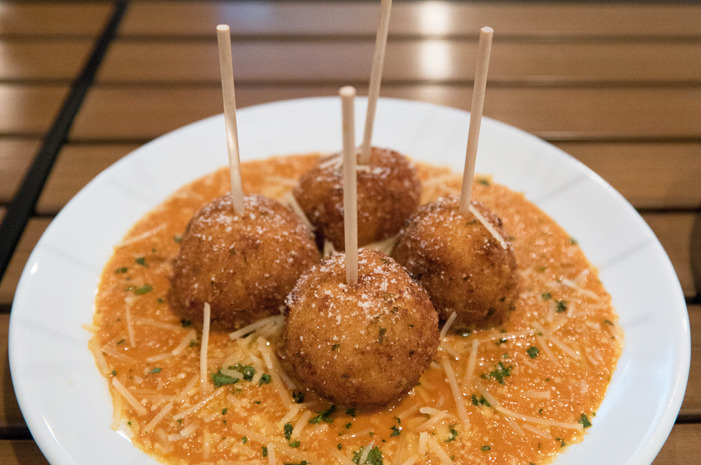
top-left (9, 97), bottom-right (690, 465)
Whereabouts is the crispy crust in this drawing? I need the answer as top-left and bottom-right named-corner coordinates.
top-left (392, 196), bottom-right (519, 329)
top-left (168, 193), bottom-right (319, 331)
top-left (293, 147), bottom-right (421, 250)
top-left (283, 249), bottom-right (439, 407)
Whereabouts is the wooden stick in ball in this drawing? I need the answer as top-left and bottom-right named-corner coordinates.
top-left (341, 86), bottom-right (359, 285)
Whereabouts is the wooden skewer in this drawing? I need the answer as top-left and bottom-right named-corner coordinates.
top-left (359, 0), bottom-right (392, 165)
top-left (216, 24), bottom-right (245, 215)
top-left (459, 26), bottom-right (494, 214)
top-left (341, 86), bottom-right (359, 285)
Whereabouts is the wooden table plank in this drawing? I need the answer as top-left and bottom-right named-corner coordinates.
top-left (0, 314), bottom-right (25, 432)
top-left (681, 305), bottom-right (701, 420)
top-left (0, 139), bottom-right (41, 204)
top-left (554, 142), bottom-right (701, 210)
top-left (70, 85), bottom-right (701, 141)
top-left (121, 1), bottom-right (701, 38)
top-left (97, 39), bottom-right (701, 84)
top-left (0, 40), bottom-right (93, 81)
top-left (0, 219), bottom-right (51, 306)
top-left (0, 85), bottom-right (68, 136)
top-left (652, 423), bottom-right (701, 464)
top-left (0, 440), bottom-right (48, 465)
top-left (0, 2), bottom-right (111, 37)
top-left (644, 214), bottom-right (697, 298)
top-left (36, 144), bottom-right (140, 214)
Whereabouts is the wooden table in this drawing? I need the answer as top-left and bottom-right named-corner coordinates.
top-left (1, 1), bottom-right (699, 463)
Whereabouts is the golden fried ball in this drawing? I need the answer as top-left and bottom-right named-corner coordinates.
top-left (391, 196), bottom-right (518, 329)
top-left (292, 147), bottom-right (421, 250)
top-left (283, 248), bottom-right (439, 408)
top-left (168, 193), bottom-right (319, 331)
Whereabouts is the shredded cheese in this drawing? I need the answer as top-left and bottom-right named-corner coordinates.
top-left (469, 203), bottom-right (508, 249)
top-left (441, 358), bottom-right (468, 425)
top-left (111, 377), bottom-right (147, 415)
top-left (200, 303), bottom-right (211, 394)
top-left (427, 436), bottom-right (454, 465)
top-left (229, 315), bottom-right (284, 340)
top-left (290, 410), bottom-right (313, 439)
top-left (173, 388), bottom-right (224, 420)
top-left (283, 192), bottom-right (315, 231)
top-left (144, 403), bottom-right (173, 432)
top-left (439, 312), bottom-right (457, 339)
top-left (465, 338), bottom-right (479, 380)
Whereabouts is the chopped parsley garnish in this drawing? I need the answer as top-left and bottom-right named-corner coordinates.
top-left (390, 425), bottom-right (401, 437)
top-left (309, 405), bottom-right (336, 424)
top-left (211, 371), bottom-right (239, 387)
top-left (259, 374), bottom-right (271, 385)
top-left (116, 339), bottom-right (125, 345)
top-left (579, 414), bottom-right (592, 428)
top-left (541, 292), bottom-right (552, 300)
top-left (222, 408), bottom-right (228, 415)
top-left (445, 425), bottom-right (458, 442)
top-left (135, 257), bottom-right (148, 267)
top-left (569, 237), bottom-right (578, 245)
top-left (228, 363), bottom-right (255, 381)
top-left (352, 445), bottom-right (383, 465)
top-left (527, 346), bottom-right (540, 359)
top-left (481, 445), bottom-right (491, 451)
top-left (604, 319), bottom-right (614, 326)
top-left (484, 362), bottom-right (512, 384)
top-left (346, 407), bottom-right (356, 417)
top-left (149, 367), bottom-right (162, 374)
top-left (345, 422), bottom-right (352, 429)
top-left (114, 267), bottom-right (128, 274)
top-left (262, 446), bottom-right (268, 457)
top-left (471, 394), bottom-right (491, 407)
top-left (242, 436), bottom-right (248, 444)
top-left (173, 235), bottom-right (182, 244)
top-left (556, 300), bottom-right (568, 312)
top-left (284, 423), bottom-right (293, 439)
top-left (133, 285), bottom-right (153, 295)
top-left (284, 462), bottom-right (309, 465)
top-left (556, 438), bottom-right (567, 447)
top-left (332, 343), bottom-right (340, 351)
top-left (477, 178), bottom-right (490, 186)
top-left (289, 440), bottom-right (300, 448)
top-left (181, 319), bottom-right (192, 327)
top-left (292, 391), bottom-right (305, 403)
top-left (111, 370), bottom-right (117, 376)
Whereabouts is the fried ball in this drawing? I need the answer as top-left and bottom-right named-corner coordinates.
top-left (293, 147), bottom-right (421, 250)
top-left (283, 248), bottom-right (439, 408)
top-left (168, 193), bottom-right (319, 331)
top-left (391, 196), bottom-right (518, 329)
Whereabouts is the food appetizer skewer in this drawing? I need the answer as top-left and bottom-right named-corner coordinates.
top-left (283, 87), bottom-right (440, 407)
top-left (392, 27), bottom-right (519, 330)
top-left (167, 25), bottom-right (319, 331)
top-left (293, 1), bottom-right (422, 251)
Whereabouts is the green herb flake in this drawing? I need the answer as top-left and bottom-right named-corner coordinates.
top-left (579, 414), bottom-right (592, 428)
top-left (229, 363), bottom-right (255, 381)
top-left (556, 438), bottom-right (566, 448)
top-left (556, 300), bottom-right (568, 313)
top-left (390, 425), bottom-right (401, 437)
top-left (477, 178), bottom-right (491, 186)
top-left (181, 319), bottom-right (192, 327)
top-left (332, 343), bottom-right (340, 351)
top-left (310, 405), bottom-right (336, 424)
top-left (173, 235), bottom-right (182, 244)
top-left (289, 440), bottom-right (300, 448)
top-left (116, 339), bottom-right (125, 345)
top-left (345, 422), bottom-right (352, 429)
top-left (262, 446), bottom-right (268, 457)
top-left (338, 444), bottom-right (343, 450)
top-left (481, 445), bottom-right (491, 451)
top-left (346, 407), bottom-right (356, 417)
top-left (444, 426), bottom-right (458, 442)
top-left (259, 373), bottom-right (272, 385)
top-left (242, 436), bottom-right (248, 444)
top-left (211, 371), bottom-right (239, 387)
top-left (486, 362), bottom-right (512, 384)
top-left (149, 367), bottom-right (162, 374)
top-left (541, 292), bottom-right (552, 300)
top-left (284, 422), bottom-right (293, 440)
top-left (292, 391), bottom-right (305, 403)
top-left (352, 445), bottom-right (383, 465)
top-left (114, 267), bottom-right (128, 274)
top-left (135, 257), bottom-right (148, 267)
top-left (133, 285), bottom-right (153, 295)
top-left (527, 346), bottom-right (540, 359)
top-left (569, 237), bottom-right (578, 245)
top-left (111, 370), bottom-right (117, 376)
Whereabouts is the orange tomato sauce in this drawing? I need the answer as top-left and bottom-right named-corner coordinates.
top-left (91, 154), bottom-right (623, 465)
